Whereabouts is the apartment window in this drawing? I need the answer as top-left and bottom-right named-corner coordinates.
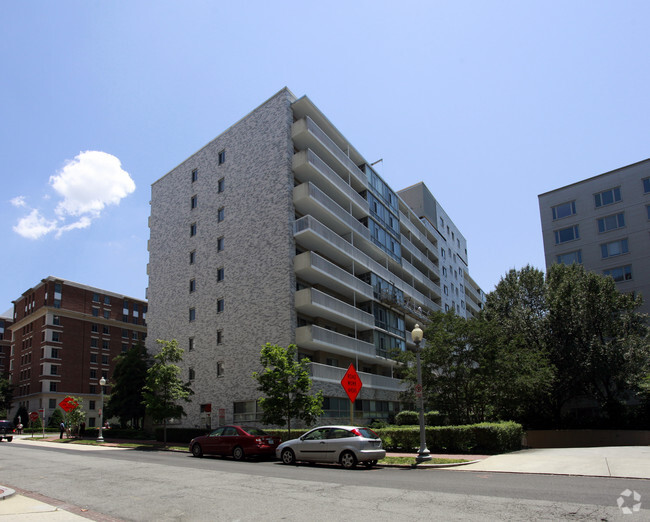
top-left (217, 268), bottom-right (224, 282)
top-left (50, 382), bottom-right (57, 392)
top-left (52, 331), bottom-right (61, 342)
top-left (189, 279), bottom-right (196, 293)
top-left (191, 195), bottom-right (198, 209)
top-left (122, 329), bottom-right (128, 338)
top-left (556, 250), bottom-right (582, 265)
top-left (93, 293), bottom-right (100, 302)
top-left (190, 250), bottom-right (196, 264)
top-left (217, 237), bottom-right (224, 251)
top-left (49, 398), bottom-right (56, 409)
top-left (217, 330), bottom-right (223, 345)
top-left (90, 369), bottom-right (97, 379)
top-left (597, 212), bottom-right (625, 233)
top-left (103, 325), bottom-right (110, 335)
top-left (102, 355), bottom-right (109, 365)
top-left (218, 178), bottom-right (225, 193)
top-left (51, 348), bottom-right (59, 359)
top-left (552, 200), bottom-right (576, 220)
top-left (603, 265), bottom-right (632, 283)
top-left (121, 343), bottom-right (128, 353)
top-left (594, 187), bottom-right (621, 207)
top-left (218, 149), bottom-right (226, 164)
top-left (217, 299), bottom-right (224, 313)
top-left (104, 296), bottom-right (111, 306)
top-left (554, 225), bottom-right (579, 244)
top-left (189, 308), bottom-right (196, 322)
top-left (189, 368), bottom-right (195, 381)
top-left (191, 169), bottom-right (198, 182)
top-left (50, 365), bottom-right (58, 375)
top-left (190, 223), bottom-right (197, 237)
top-left (442, 267), bottom-right (447, 277)
top-left (601, 239), bottom-right (629, 259)
top-left (189, 337), bottom-right (194, 352)
top-left (217, 361), bottom-right (224, 377)
top-left (91, 323), bottom-right (99, 333)
top-left (217, 207), bottom-right (224, 222)
top-left (102, 340), bottom-right (109, 350)
top-left (89, 385), bottom-right (97, 394)
top-left (90, 353), bottom-right (98, 363)
top-left (103, 310), bottom-right (110, 319)
top-left (646, 205), bottom-right (650, 220)
top-left (92, 307), bottom-right (99, 317)
top-left (443, 285), bottom-right (448, 296)
top-left (644, 178), bottom-right (650, 193)
top-left (132, 331), bottom-right (138, 340)
top-left (102, 370), bottom-right (108, 379)
top-left (89, 400), bottom-right (96, 410)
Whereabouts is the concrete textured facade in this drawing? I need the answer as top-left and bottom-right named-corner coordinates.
top-left (6, 277), bottom-right (147, 426)
top-left (539, 159), bottom-right (650, 316)
top-left (147, 88), bottom-right (485, 428)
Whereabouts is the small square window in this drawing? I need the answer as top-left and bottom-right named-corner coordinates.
top-left (91, 338), bottom-right (98, 348)
top-left (49, 398), bottom-right (56, 409)
top-left (102, 355), bottom-right (109, 365)
top-left (189, 337), bottom-right (194, 351)
top-left (93, 293), bottom-right (100, 302)
top-left (190, 279), bottom-right (196, 293)
top-left (190, 223), bottom-right (197, 237)
top-left (102, 340), bottom-right (109, 350)
top-left (189, 308), bottom-right (196, 322)
top-left (91, 323), bottom-right (99, 333)
top-left (50, 382), bottom-right (57, 392)
top-left (191, 169), bottom-right (198, 182)
top-left (217, 237), bottom-right (224, 252)
top-left (217, 268), bottom-right (224, 282)
top-left (103, 325), bottom-right (110, 335)
top-left (103, 310), bottom-right (110, 319)
top-left (92, 307), bottom-right (99, 317)
top-left (89, 385), bottom-right (97, 394)
top-left (218, 150), bottom-right (226, 164)
top-left (190, 250), bottom-right (196, 264)
top-left (189, 368), bottom-right (195, 381)
top-left (90, 353), bottom-right (98, 363)
top-left (121, 343), bottom-right (128, 353)
top-left (218, 178), bottom-right (225, 193)
top-left (217, 330), bottom-right (223, 345)
top-left (644, 178), bottom-right (650, 194)
top-left (89, 400), bottom-right (96, 410)
top-left (217, 299), bottom-right (224, 313)
top-left (217, 208), bottom-right (224, 222)
top-left (191, 195), bottom-right (197, 209)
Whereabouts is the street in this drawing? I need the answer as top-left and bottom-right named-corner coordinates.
top-left (1, 441), bottom-right (648, 521)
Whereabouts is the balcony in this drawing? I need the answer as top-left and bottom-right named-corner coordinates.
top-left (309, 362), bottom-right (407, 392)
top-left (401, 235), bottom-right (439, 277)
top-left (293, 149), bottom-right (368, 220)
top-left (399, 211), bottom-right (438, 253)
top-left (294, 216), bottom-right (441, 314)
top-left (293, 182), bottom-right (370, 240)
top-left (295, 288), bottom-right (374, 330)
top-left (292, 117), bottom-right (367, 191)
top-left (296, 325), bottom-right (379, 364)
top-left (294, 251), bottom-right (373, 301)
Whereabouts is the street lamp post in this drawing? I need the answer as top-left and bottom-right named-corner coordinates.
top-left (412, 324), bottom-right (431, 464)
top-left (97, 377), bottom-right (106, 442)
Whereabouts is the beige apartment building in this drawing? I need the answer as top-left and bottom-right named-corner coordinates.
top-left (539, 159), bottom-right (650, 315)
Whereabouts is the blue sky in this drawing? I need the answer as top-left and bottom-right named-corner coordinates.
top-left (2, 1), bottom-right (649, 314)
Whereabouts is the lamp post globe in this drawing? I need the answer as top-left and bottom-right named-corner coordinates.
top-left (412, 324), bottom-right (431, 464)
top-left (97, 377), bottom-right (106, 442)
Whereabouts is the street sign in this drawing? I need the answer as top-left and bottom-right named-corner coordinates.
top-left (59, 397), bottom-right (78, 413)
top-left (341, 364), bottom-right (362, 403)
top-left (29, 411), bottom-right (39, 422)
top-left (415, 384), bottom-right (423, 397)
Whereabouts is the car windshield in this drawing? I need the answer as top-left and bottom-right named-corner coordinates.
top-left (242, 427), bottom-right (268, 436)
top-left (356, 427), bottom-right (379, 439)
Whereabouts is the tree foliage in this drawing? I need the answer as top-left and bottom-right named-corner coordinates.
top-left (63, 397), bottom-right (86, 435)
top-left (106, 344), bottom-right (148, 428)
top-left (142, 339), bottom-right (193, 444)
top-left (0, 377), bottom-right (13, 418)
top-left (253, 343), bottom-right (323, 437)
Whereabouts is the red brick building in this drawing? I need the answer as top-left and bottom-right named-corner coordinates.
top-left (0, 312), bottom-right (12, 377)
top-left (7, 277), bottom-right (146, 427)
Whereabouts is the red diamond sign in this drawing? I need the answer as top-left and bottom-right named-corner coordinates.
top-left (341, 364), bottom-right (362, 403)
top-left (59, 397), bottom-right (78, 413)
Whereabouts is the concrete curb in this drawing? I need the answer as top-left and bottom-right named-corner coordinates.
top-left (0, 486), bottom-right (16, 500)
top-left (380, 459), bottom-right (484, 469)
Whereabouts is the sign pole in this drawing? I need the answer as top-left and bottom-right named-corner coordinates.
top-left (350, 400), bottom-right (353, 425)
top-left (341, 364), bottom-right (362, 426)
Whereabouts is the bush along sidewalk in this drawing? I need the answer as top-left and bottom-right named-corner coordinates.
top-left (375, 421), bottom-right (523, 454)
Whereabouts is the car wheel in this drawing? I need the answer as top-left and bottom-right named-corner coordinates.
top-left (191, 443), bottom-right (203, 458)
top-left (232, 446), bottom-right (245, 461)
top-left (340, 451), bottom-right (357, 469)
top-left (6, 437), bottom-right (12, 442)
top-left (281, 448), bottom-right (296, 465)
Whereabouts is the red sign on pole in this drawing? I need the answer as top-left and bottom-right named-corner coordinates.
top-left (59, 397), bottom-right (78, 413)
top-left (341, 364), bottom-right (363, 403)
top-left (29, 411), bottom-right (39, 422)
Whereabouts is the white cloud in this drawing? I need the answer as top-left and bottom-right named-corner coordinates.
top-left (10, 196), bottom-right (26, 207)
top-left (13, 210), bottom-right (58, 240)
top-left (12, 151), bottom-right (136, 240)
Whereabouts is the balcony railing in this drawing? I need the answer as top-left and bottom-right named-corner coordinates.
top-left (401, 235), bottom-right (439, 277)
top-left (308, 362), bottom-right (407, 392)
top-left (296, 325), bottom-right (378, 362)
top-left (295, 288), bottom-right (375, 329)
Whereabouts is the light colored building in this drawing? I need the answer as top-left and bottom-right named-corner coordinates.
top-left (538, 159), bottom-right (650, 315)
top-left (7, 277), bottom-right (147, 426)
top-left (147, 88), bottom-right (484, 428)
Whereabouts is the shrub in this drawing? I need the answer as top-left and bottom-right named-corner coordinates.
top-left (154, 427), bottom-right (210, 443)
top-left (425, 411), bottom-right (445, 426)
top-left (395, 411), bottom-right (419, 425)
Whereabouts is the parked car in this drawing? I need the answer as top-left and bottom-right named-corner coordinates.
top-left (0, 420), bottom-right (15, 442)
top-left (189, 425), bottom-right (280, 460)
top-left (276, 425), bottom-right (386, 469)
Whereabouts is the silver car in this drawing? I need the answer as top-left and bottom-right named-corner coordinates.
top-left (276, 425), bottom-right (386, 469)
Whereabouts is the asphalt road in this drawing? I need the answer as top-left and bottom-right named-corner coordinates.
top-left (1, 442), bottom-right (648, 521)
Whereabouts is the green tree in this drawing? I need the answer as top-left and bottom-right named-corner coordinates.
top-left (105, 344), bottom-right (148, 428)
top-left (48, 408), bottom-right (65, 428)
top-left (14, 406), bottom-right (28, 428)
top-left (545, 263), bottom-right (650, 425)
top-left (142, 339), bottom-right (193, 444)
top-left (62, 397), bottom-right (86, 436)
top-left (253, 343), bottom-right (323, 437)
top-left (0, 377), bottom-right (13, 418)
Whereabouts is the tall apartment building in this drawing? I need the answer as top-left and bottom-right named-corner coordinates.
top-left (7, 277), bottom-right (147, 426)
top-left (539, 159), bottom-right (650, 315)
top-left (0, 311), bottom-right (12, 377)
top-left (147, 88), bottom-right (484, 428)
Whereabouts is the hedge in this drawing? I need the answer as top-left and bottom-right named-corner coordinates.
top-left (375, 421), bottom-right (523, 453)
top-left (395, 410), bottom-right (447, 427)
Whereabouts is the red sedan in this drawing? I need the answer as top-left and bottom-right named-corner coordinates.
top-left (189, 425), bottom-right (280, 460)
